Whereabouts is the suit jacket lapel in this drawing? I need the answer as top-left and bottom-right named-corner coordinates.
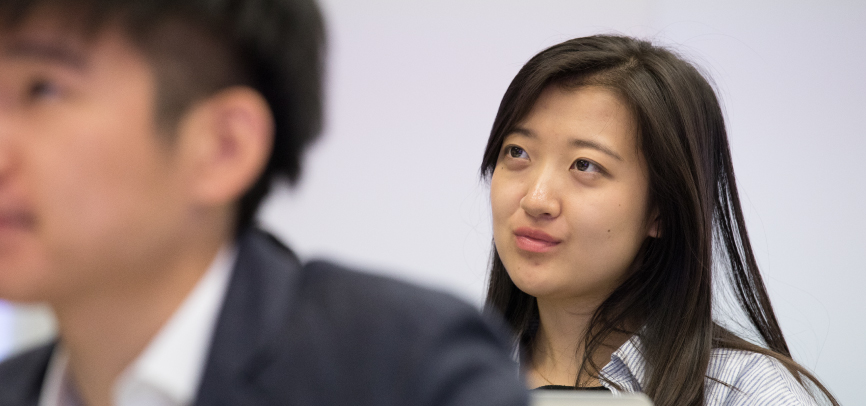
top-left (0, 342), bottom-right (55, 406)
top-left (193, 228), bottom-right (304, 406)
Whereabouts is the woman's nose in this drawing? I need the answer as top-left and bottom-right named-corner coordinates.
top-left (519, 170), bottom-right (561, 219)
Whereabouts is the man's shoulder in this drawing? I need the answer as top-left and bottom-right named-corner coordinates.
top-left (281, 260), bottom-right (526, 406)
top-left (235, 230), bottom-right (498, 337)
top-left (0, 343), bottom-right (54, 406)
top-left (292, 259), bottom-right (512, 351)
top-left (299, 260), bottom-right (480, 322)
top-left (216, 230), bottom-right (527, 406)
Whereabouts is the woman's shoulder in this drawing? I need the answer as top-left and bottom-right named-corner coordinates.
top-left (603, 337), bottom-right (825, 405)
top-left (705, 347), bottom-right (819, 405)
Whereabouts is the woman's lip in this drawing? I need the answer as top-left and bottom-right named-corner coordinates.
top-left (513, 227), bottom-right (561, 253)
top-left (514, 227), bottom-right (560, 243)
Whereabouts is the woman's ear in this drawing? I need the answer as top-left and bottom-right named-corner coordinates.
top-left (176, 86), bottom-right (274, 207)
top-left (647, 208), bottom-right (662, 238)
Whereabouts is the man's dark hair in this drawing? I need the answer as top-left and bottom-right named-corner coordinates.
top-left (0, 0), bottom-right (326, 232)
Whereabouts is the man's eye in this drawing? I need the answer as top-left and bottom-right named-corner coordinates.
top-left (507, 146), bottom-right (528, 159)
top-left (27, 79), bottom-right (62, 101)
top-left (572, 159), bottom-right (600, 173)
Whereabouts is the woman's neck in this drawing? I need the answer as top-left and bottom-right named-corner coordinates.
top-left (527, 297), bottom-right (629, 389)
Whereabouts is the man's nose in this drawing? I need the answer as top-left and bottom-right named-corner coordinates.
top-left (0, 91), bottom-right (16, 176)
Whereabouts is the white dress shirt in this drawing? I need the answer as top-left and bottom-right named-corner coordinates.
top-left (600, 336), bottom-right (820, 405)
top-left (38, 245), bottom-right (238, 406)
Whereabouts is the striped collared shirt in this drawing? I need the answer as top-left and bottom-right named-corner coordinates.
top-left (600, 336), bottom-right (820, 405)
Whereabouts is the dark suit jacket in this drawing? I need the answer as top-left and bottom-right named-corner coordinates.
top-left (0, 228), bottom-right (528, 406)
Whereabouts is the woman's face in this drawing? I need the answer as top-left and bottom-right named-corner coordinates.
top-left (490, 85), bottom-right (657, 305)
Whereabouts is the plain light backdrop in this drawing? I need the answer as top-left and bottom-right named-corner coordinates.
top-left (1, 1), bottom-right (863, 404)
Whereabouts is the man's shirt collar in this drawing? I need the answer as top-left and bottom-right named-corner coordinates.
top-left (39, 244), bottom-right (238, 406)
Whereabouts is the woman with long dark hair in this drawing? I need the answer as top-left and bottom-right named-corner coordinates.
top-left (482, 35), bottom-right (837, 406)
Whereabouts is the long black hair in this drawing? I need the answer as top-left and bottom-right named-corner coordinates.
top-left (481, 35), bottom-right (837, 406)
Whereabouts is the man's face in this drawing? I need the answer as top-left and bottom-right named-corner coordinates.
top-left (0, 16), bottom-right (196, 302)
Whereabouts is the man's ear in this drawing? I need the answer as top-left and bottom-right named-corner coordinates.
top-left (176, 86), bottom-right (273, 207)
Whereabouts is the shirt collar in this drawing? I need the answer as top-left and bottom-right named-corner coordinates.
top-left (39, 244), bottom-right (238, 406)
top-left (38, 350), bottom-right (83, 406)
top-left (599, 335), bottom-right (647, 393)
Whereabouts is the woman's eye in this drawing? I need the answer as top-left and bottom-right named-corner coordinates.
top-left (572, 159), bottom-right (600, 173)
top-left (507, 146), bottom-right (528, 159)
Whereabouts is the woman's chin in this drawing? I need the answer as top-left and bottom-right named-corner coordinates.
top-left (510, 275), bottom-right (561, 299)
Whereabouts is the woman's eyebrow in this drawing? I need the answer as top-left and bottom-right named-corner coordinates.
top-left (510, 126), bottom-right (624, 161)
top-left (569, 138), bottom-right (623, 161)
top-left (3, 40), bottom-right (88, 70)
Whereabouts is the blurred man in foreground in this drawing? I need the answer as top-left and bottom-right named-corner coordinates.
top-left (0, 1), bottom-right (527, 405)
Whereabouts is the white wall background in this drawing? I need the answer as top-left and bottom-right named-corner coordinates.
top-left (1, 1), bottom-right (863, 404)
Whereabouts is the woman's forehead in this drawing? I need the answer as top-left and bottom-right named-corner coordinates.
top-left (517, 87), bottom-right (636, 143)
